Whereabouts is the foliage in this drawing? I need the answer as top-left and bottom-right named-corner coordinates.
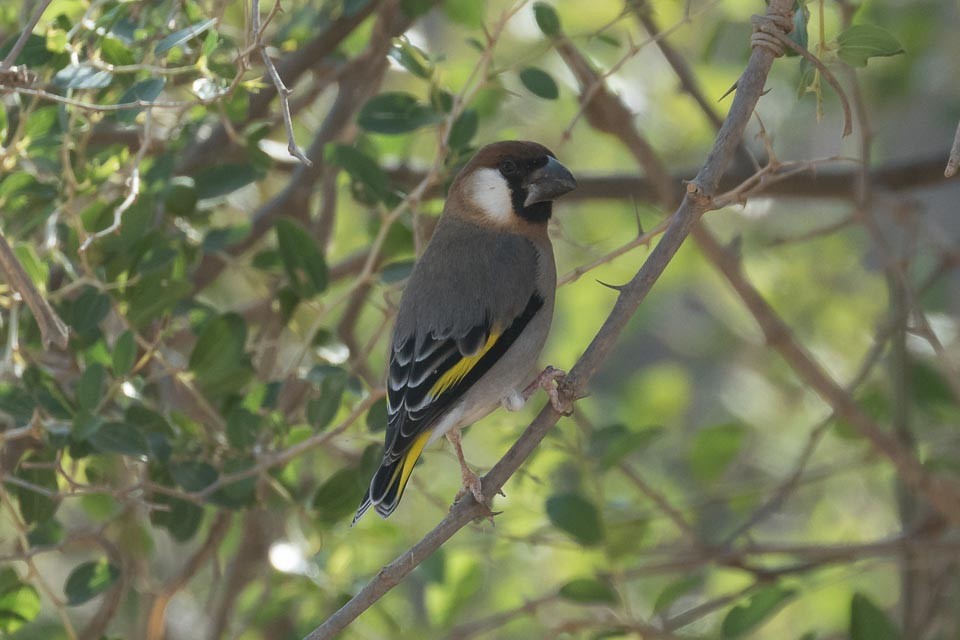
top-left (0, 0), bottom-right (957, 639)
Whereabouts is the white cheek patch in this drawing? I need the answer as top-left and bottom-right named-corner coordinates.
top-left (466, 167), bottom-right (514, 225)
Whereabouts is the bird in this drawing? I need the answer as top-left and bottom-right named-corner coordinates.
top-left (353, 140), bottom-right (577, 523)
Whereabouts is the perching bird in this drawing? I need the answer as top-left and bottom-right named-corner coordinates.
top-left (353, 140), bottom-right (577, 523)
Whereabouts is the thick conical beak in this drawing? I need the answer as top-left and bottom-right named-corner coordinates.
top-left (523, 156), bottom-right (577, 207)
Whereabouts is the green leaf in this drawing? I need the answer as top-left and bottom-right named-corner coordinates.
top-left (653, 575), bottom-right (702, 614)
top-left (312, 467), bottom-right (366, 525)
top-left (850, 593), bottom-right (900, 640)
top-left (327, 145), bottom-right (393, 204)
top-left (53, 64), bottom-right (113, 89)
top-left (165, 176), bottom-right (198, 216)
top-left (689, 422), bottom-right (746, 483)
top-left (785, 3), bottom-right (809, 56)
top-left (188, 313), bottom-right (253, 397)
top-left (209, 458), bottom-right (255, 508)
top-left (448, 109), bottom-right (478, 149)
top-left (13, 243), bottom-right (47, 288)
top-left (76, 363), bottom-right (105, 412)
top-left (357, 92), bottom-right (440, 134)
top-left (226, 408), bottom-right (261, 449)
top-left (588, 424), bottom-right (664, 470)
top-left (125, 278), bottom-right (190, 329)
top-left (558, 577), bottom-right (618, 605)
top-left (836, 25), bottom-right (905, 67)
top-left (202, 29), bottom-right (219, 57)
top-left (13, 460), bottom-right (58, 525)
top-left (195, 163), bottom-right (260, 207)
top-left (171, 461), bottom-right (218, 492)
top-left (100, 36), bottom-right (134, 66)
top-left (519, 67), bottom-right (559, 99)
top-left (64, 559), bottom-right (120, 605)
top-left (545, 493), bottom-right (604, 546)
top-left (400, 0), bottom-right (434, 18)
top-left (721, 586), bottom-right (796, 638)
top-left (155, 18), bottom-right (217, 55)
top-left (533, 2), bottom-right (561, 37)
top-left (88, 422), bottom-right (150, 456)
top-left (275, 218), bottom-right (328, 298)
top-left (66, 287), bottom-right (111, 335)
top-left (151, 493), bottom-right (204, 542)
top-left (307, 371), bottom-right (346, 430)
top-left (443, 0), bottom-right (484, 26)
top-left (0, 568), bottom-right (41, 633)
top-left (112, 330), bottom-right (136, 377)
top-left (388, 36), bottom-right (432, 78)
top-left (366, 397), bottom-right (388, 432)
top-left (72, 411), bottom-right (104, 441)
top-left (115, 78), bottom-right (166, 123)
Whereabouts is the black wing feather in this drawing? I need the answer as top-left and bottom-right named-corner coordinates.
top-left (383, 292), bottom-right (544, 462)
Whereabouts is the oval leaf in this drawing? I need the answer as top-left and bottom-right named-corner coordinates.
top-left (533, 2), bottom-right (561, 37)
top-left (64, 560), bottom-right (120, 606)
top-left (112, 330), bottom-right (136, 377)
top-left (312, 467), bottom-right (366, 525)
top-left (519, 67), bottom-right (559, 99)
top-left (559, 577), bottom-right (618, 605)
top-left (170, 460), bottom-right (218, 492)
top-left (850, 593), bottom-right (900, 640)
top-left (689, 422), bottom-right (746, 483)
top-left (275, 218), bottom-right (328, 297)
top-left (53, 64), bottom-right (113, 89)
top-left (545, 493), bottom-right (604, 546)
top-left (836, 24), bottom-right (904, 67)
top-left (357, 92), bottom-right (439, 134)
top-left (0, 569), bottom-right (40, 633)
top-left (188, 313), bottom-right (253, 397)
top-left (721, 586), bottom-right (795, 638)
top-left (155, 18), bottom-right (217, 55)
top-left (88, 422), bottom-right (150, 457)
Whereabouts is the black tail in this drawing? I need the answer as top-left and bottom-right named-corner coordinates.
top-left (352, 431), bottom-right (431, 525)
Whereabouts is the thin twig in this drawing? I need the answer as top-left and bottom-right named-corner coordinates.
top-left (79, 108), bottom-right (153, 252)
top-left (0, 0), bottom-right (53, 70)
top-left (0, 231), bottom-right (69, 348)
top-left (251, 0), bottom-right (311, 165)
top-left (751, 14), bottom-right (853, 137)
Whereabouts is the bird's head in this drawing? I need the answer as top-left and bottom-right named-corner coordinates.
top-left (449, 140), bottom-right (577, 227)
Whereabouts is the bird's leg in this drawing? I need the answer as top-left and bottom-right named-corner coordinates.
top-left (446, 428), bottom-right (485, 506)
top-left (521, 365), bottom-right (572, 415)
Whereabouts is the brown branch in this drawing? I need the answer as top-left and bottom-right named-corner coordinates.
top-left (385, 152), bottom-right (954, 203)
top-left (303, 2), bottom-right (798, 637)
top-left (447, 592), bottom-right (560, 640)
top-left (251, 0), bottom-right (311, 165)
top-left (0, 0), bottom-right (53, 70)
top-left (145, 511), bottom-right (232, 640)
top-left (0, 230), bottom-right (69, 348)
top-left (945, 118), bottom-right (960, 178)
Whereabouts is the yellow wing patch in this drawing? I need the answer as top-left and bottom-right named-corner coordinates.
top-left (389, 429), bottom-right (433, 496)
top-left (427, 330), bottom-right (501, 399)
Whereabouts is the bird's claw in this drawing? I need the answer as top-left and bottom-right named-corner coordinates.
top-left (453, 472), bottom-right (500, 525)
top-left (523, 365), bottom-right (573, 415)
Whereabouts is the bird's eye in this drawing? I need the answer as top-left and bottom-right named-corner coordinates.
top-left (499, 160), bottom-right (518, 177)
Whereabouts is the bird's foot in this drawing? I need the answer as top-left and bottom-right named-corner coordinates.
top-left (522, 365), bottom-right (573, 415)
top-left (453, 469), bottom-right (500, 524)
